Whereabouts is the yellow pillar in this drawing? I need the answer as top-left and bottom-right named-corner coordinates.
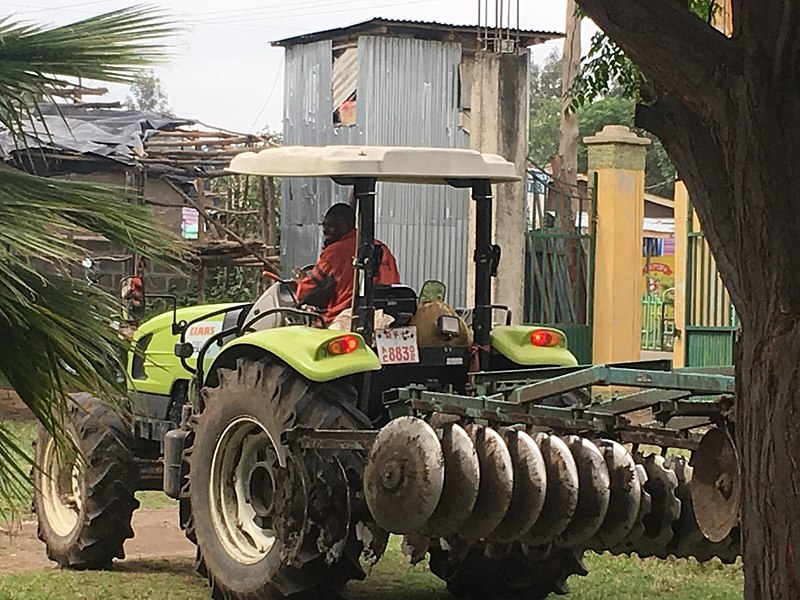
top-left (672, 181), bottom-right (689, 368)
top-left (585, 125), bottom-right (650, 364)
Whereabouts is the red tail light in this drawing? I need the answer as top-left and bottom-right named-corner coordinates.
top-left (531, 330), bottom-right (560, 347)
top-left (327, 335), bottom-right (359, 355)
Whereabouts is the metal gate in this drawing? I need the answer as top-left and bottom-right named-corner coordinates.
top-left (525, 171), bottom-right (596, 364)
top-left (685, 203), bottom-right (737, 366)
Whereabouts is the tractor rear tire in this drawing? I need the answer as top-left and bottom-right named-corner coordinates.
top-left (186, 357), bottom-right (369, 600)
top-left (428, 542), bottom-right (587, 600)
top-left (32, 393), bottom-right (139, 569)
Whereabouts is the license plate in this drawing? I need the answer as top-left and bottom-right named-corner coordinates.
top-left (375, 326), bottom-right (420, 365)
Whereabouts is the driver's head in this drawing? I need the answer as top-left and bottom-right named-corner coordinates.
top-left (322, 203), bottom-right (356, 246)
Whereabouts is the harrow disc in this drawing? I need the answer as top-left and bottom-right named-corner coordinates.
top-left (692, 427), bottom-right (740, 543)
top-left (556, 436), bottom-right (610, 548)
top-left (524, 433), bottom-right (579, 547)
top-left (459, 425), bottom-right (514, 540)
top-left (588, 440), bottom-right (641, 550)
top-left (667, 455), bottom-right (741, 564)
top-left (635, 454), bottom-right (681, 558)
top-left (667, 455), bottom-right (715, 561)
top-left (608, 463), bottom-right (651, 556)
top-left (425, 423), bottom-right (481, 537)
top-left (490, 429), bottom-right (547, 541)
top-left (364, 416), bottom-right (444, 534)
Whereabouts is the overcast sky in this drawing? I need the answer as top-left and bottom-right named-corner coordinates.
top-left (6, 0), bottom-right (598, 133)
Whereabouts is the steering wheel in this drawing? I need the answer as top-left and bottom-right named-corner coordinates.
top-left (261, 269), bottom-right (325, 325)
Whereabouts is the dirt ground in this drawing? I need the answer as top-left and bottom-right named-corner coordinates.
top-left (0, 390), bottom-right (34, 422)
top-left (0, 507), bottom-right (194, 574)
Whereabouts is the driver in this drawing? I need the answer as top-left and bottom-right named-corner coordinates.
top-left (296, 203), bottom-right (400, 324)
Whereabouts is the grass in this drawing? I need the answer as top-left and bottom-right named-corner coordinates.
top-left (0, 419), bottom-right (742, 598)
top-left (0, 419), bottom-right (174, 522)
top-left (0, 420), bottom-right (37, 520)
top-left (0, 538), bottom-right (743, 600)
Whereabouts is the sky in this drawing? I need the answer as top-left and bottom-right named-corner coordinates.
top-left (6, 0), bottom-right (598, 134)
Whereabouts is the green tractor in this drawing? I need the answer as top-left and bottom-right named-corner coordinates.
top-left (33, 146), bottom-right (741, 599)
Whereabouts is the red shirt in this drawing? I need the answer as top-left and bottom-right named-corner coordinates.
top-left (296, 229), bottom-right (400, 323)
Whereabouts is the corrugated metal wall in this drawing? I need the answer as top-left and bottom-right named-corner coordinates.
top-left (281, 36), bottom-right (471, 304)
top-left (282, 40), bottom-right (366, 271)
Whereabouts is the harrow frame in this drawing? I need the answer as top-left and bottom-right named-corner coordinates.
top-left (285, 360), bottom-right (736, 453)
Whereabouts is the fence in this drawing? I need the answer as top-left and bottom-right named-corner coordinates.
top-left (525, 170), bottom-right (596, 364)
top-left (641, 289), bottom-right (675, 351)
top-left (685, 217), bottom-right (738, 366)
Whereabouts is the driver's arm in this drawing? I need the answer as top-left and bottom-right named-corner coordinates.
top-left (296, 258), bottom-right (336, 309)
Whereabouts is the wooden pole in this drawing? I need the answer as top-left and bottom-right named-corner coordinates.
top-left (195, 178), bottom-right (207, 242)
top-left (163, 178), bottom-right (280, 274)
top-left (267, 176), bottom-right (277, 247)
top-left (259, 177), bottom-right (269, 245)
top-left (197, 265), bottom-right (206, 304)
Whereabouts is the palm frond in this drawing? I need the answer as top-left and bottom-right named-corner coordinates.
top-left (0, 5), bottom-right (187, 515)
top-left (0, 5), bottom-right (180, 138)
top-left (0, 169), bottom-right (188, 264)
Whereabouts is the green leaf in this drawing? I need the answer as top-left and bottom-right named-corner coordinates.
top-left (0, 5), bottom-right (185, 514)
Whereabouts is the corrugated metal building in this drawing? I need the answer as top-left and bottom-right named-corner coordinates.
top-left (275, 19), bottom-right (559, 304)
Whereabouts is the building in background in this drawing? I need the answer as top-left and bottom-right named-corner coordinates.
top-left (274, 18), bottom-right (560, 307)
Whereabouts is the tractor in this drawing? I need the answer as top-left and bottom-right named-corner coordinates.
top-left (32, 145), bottom-right (741, 599)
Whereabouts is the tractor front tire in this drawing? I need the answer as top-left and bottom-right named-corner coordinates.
top-left (32, 393), bottom-right (139, 569)
top-left (186, 357), bottom-right (368, 600)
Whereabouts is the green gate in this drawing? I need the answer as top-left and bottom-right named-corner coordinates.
top-left (685, 204), bottom-right (738, 366)
top-left (525, 172), bottom-right (596, 364)
top-left (641, 288), bottom-right (675, 351)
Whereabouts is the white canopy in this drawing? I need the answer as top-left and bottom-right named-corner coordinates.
top-left (226, 145), bottom-right (521, 184)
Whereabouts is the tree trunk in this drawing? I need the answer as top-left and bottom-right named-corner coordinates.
top-left (737, 317), bottom-right (800, 598)
top-left (574, 2), bottom-right (800, 596)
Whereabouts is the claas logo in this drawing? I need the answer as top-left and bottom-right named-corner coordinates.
top-left (189, 325), bottom-right (217, 336)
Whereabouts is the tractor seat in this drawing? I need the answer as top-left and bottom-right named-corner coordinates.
top-left (374, 285), bottom-right (417, 327)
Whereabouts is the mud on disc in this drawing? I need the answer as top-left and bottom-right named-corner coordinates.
top-left (364, 416), bottom-right (444, 534)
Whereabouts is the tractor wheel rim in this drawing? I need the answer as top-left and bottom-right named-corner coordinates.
top-left (210, 416), bottom-right (278, 564)
top-left (40, 433), bottom-right (82, 537)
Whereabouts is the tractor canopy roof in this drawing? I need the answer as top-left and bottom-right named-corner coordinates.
top-left (226, 145), bottom-right (520, 185)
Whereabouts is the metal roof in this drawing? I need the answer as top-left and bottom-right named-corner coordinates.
top-left (272, 17), bottom-right (562, 48)
top-left (227, 145), bottom-right (521, 184)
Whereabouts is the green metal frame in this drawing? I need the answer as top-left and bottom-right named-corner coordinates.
top-left (382, 361), bottom-right (734, 450)
top-left (525, 171), bottom-right (597, 364)
top-left (685, 201), bottom-right (738, 367)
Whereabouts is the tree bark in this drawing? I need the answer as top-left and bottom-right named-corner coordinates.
top-left (576, 1), bottom-right (800, 597)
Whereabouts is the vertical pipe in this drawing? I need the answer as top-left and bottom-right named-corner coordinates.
top-left (472, 180), bottom-right (493, 369)
top-left (495, 0), bottom-right (500, 49)
top-left (352, 178), bottom-right (378, 346)
top-left (498, 0), bottom-right (504, 46)
top-left (586, 172), bottom-right (598, 327)
top-left (478, 0), bottom-right (482, 48)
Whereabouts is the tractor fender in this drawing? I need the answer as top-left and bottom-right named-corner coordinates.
top-left (491, 325), bottom-right (579, 367)
top-left (204, 325), bottom-right (381, 386)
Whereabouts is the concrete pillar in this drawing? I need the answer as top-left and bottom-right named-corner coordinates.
top-left (672, 181), bottom-right (689, 368)
top-left (467, 50), bottom-right (529, 323)
top-left (585, 125), bottom-right (650, 364)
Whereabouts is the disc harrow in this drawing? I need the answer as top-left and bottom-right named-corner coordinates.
top-left (364, 416), bottom-right (740, 569)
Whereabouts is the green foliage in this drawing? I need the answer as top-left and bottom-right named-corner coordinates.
top-left (528, 95), bottom-right (561, 168)
top-left (0, 6), bottom-right (185, 509)
top-left (124, 70), bottom-right (170, 113)
top-left (180, 267), bottom-right (265, 307)
top-left (571, 1), bottom-right (720, 109)
top-left (569, 31), bottom-right (642, 110)
top-left (529, 53), bottom-right (676, 197)
top-left (0, 420), bottom-right (37, 519)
